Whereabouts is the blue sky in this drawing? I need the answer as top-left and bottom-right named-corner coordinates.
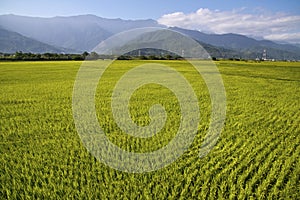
top-left (0, 0), bottom-right (299, 19)
top-left (1, 0), bottom-right (300, 43)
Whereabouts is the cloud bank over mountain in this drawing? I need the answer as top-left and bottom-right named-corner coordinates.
top-left (158, 8), bottom-right (300, 44)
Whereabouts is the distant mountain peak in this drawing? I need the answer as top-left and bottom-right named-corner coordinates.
top-left (0, 14), bottom-right (163, 52)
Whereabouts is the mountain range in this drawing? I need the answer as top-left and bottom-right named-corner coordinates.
top-left (0, 14), bottom-right (299, 60)
top-left (0, 27), bottom-right (77, 53)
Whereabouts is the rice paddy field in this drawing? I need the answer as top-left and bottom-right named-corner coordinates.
top-left (0, 60), bottom-right (299, 199)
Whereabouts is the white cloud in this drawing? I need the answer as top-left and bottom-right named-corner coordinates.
top-left (158, 8), bottom-right (300, 43)
top-left (264, 33), bottom-right (300, 43)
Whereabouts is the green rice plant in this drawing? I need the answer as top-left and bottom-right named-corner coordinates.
top-left (0, 60), bottom-right (299, 199)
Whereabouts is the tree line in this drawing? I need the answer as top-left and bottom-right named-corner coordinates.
top-left (0, 51), bottom-right (184, 61)
top-left (0, 51), bottom-right (90, 61)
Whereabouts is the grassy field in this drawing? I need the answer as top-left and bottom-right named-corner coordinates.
top-left (0, 60), bottom-right (299, 199)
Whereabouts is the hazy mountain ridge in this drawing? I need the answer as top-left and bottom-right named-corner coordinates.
top-left (171, 27), bottom-right (300, 60)
top-left (0, 27), bottom-right (75, 53)
top-left (112, 29), bottom-right (241, 59)
top-left (0, 14), bottom-right (299, 60)
top-left (0, 14), bottom-right (162, 51)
